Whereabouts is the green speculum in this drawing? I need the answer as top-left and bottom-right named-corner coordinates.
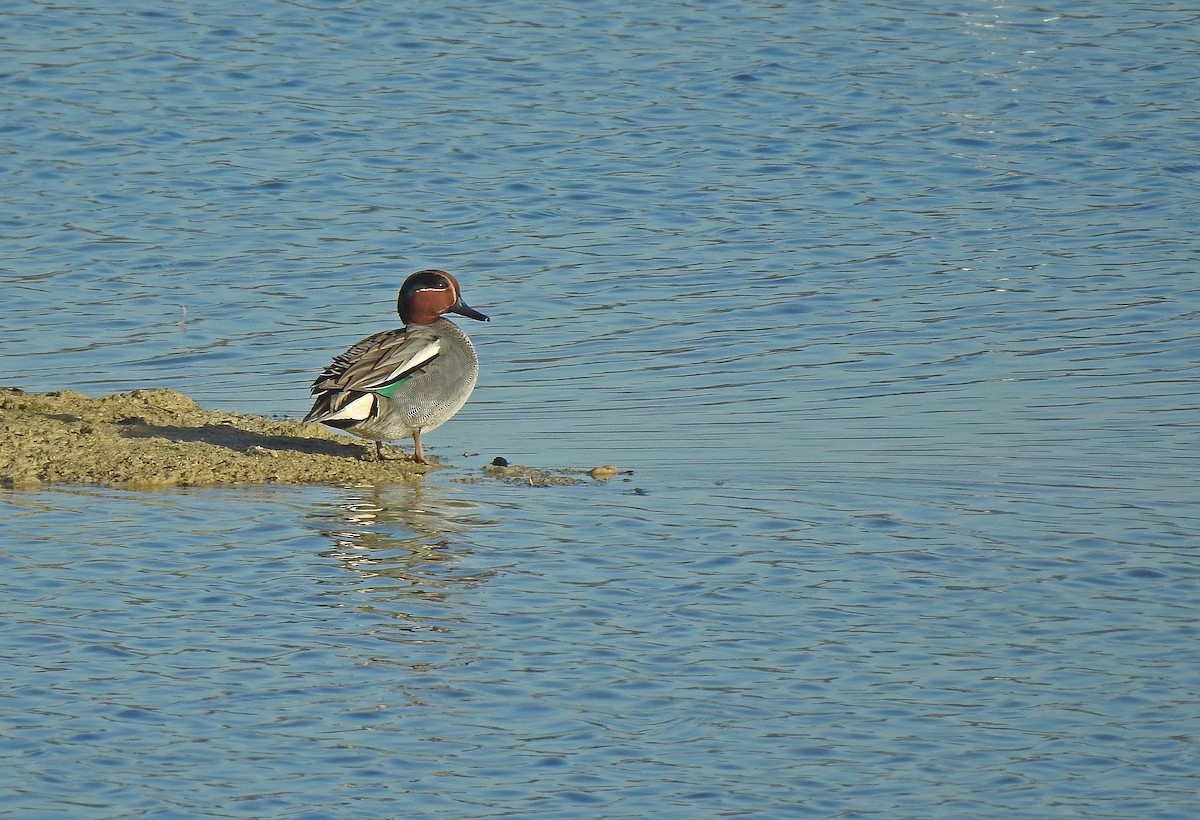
top-left (373, 378), bottom-right (409, 398)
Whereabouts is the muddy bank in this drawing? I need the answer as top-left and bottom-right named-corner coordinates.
top-left (0, 388), bottom-right (629, 490)
top-left (0, 387), bottom-right (427, 488)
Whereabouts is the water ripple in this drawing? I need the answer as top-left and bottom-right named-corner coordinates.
top-left (3, 1), bottom-right (1199, 816)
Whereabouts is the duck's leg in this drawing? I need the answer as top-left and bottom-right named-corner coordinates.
top-left (375, 441), bottom-right (386, 461)
top-left (412, 431), bottom-right (430, 465)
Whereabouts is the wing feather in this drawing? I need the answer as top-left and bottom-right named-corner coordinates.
top-left (310, 329), bottom-right (441, 393)
top-left (304, 328), bottom-right (442, 425)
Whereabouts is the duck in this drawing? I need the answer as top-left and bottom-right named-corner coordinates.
top-left (303, 269), bottom-right (489, 464)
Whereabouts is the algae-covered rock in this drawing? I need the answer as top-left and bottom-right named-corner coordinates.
top-left (0, 387), bottom-right (427, 488)
top-left (464, 459), bottom-right (631, 487)
top-left (476, 461), bottom-right (587, 486)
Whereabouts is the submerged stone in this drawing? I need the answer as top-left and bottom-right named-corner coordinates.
top-left (0, 387), bottom-right (427, 488)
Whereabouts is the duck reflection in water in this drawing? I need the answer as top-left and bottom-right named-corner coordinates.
top-left (314, 483), bottom-right (496, 614)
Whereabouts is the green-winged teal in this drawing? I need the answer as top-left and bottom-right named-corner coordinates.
top-left (303, 269), bottom-right (489, 464)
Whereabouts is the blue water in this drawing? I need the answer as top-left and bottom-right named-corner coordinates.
top-left (3, 1), bottom-right (1199, 816)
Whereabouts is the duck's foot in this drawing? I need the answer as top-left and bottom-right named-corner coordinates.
top-left (364, 441), bottom-right (434, 465)
top-left (361, 441), bottom-right (391, 461)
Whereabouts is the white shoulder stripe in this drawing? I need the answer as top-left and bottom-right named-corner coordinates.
top-left (364, 339), bottom-right (441, 389)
